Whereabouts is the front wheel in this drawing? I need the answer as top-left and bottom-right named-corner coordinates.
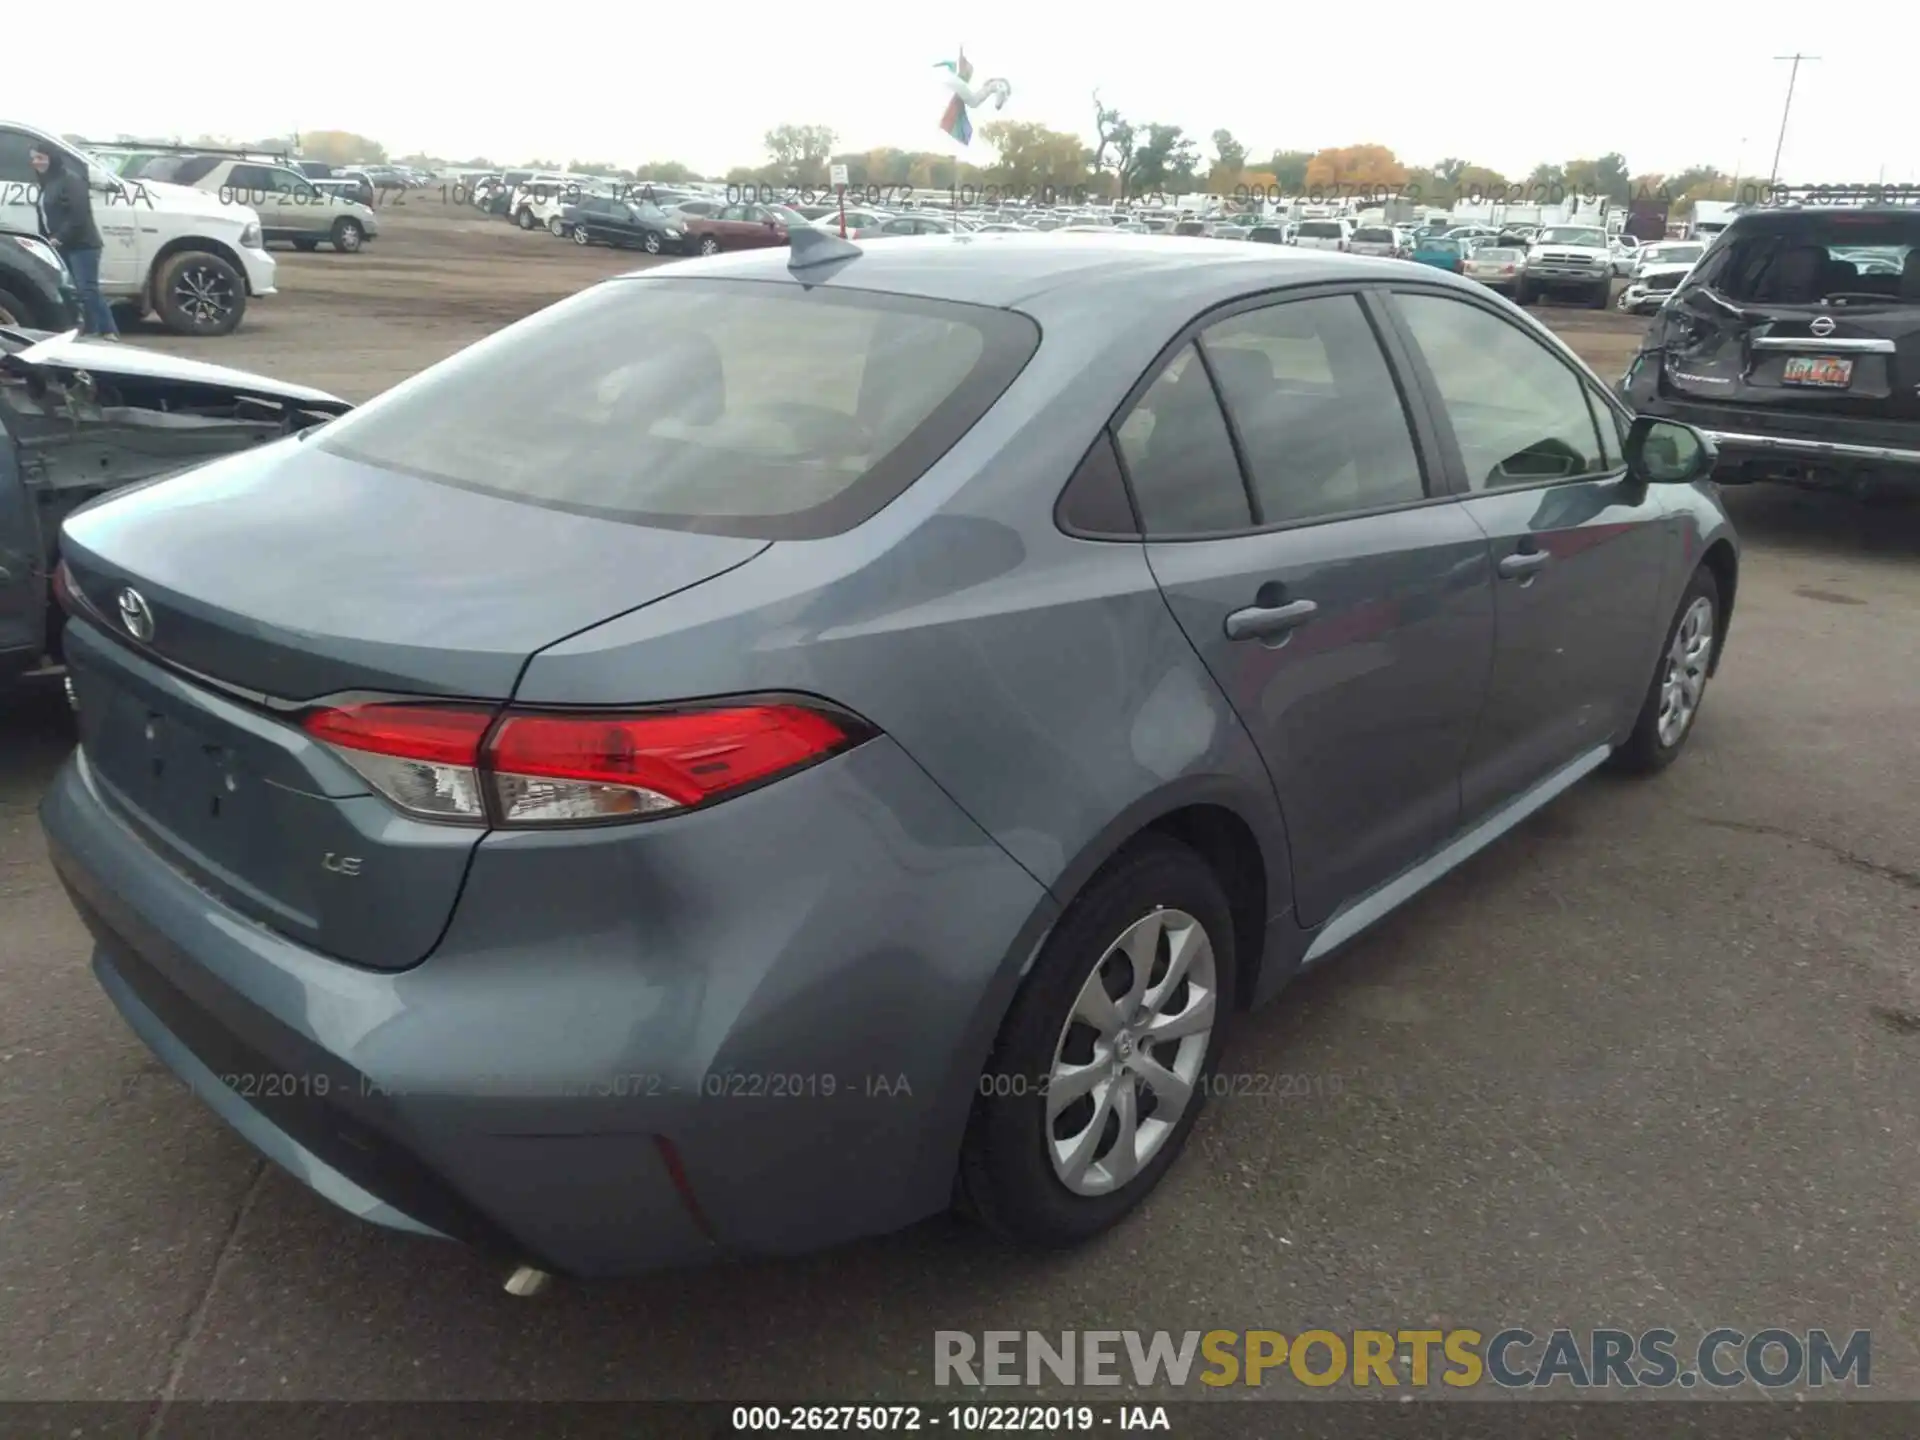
top-left (152, 251), bottom-right (246, 336)
top-left (572, 225), bottom-right (591, 246)
top-left (331, 218), bottom-right (365, 253)
top-left (642, 231), bottom-right (663, 255)
top-left (960, 837), bottom-right (1235, 1247)
top-left (1513, 281), bottom-right (1535, 306)
top-left (1588, 279), bottom-right (1613, 309)
top-left (516, 207), bottom-right (535, 230)
top-left (1611, 565), bottom-right (1721, 774)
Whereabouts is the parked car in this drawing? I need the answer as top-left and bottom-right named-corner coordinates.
top-left (1, 329), bottom-right (348, 687)
top-left (1462, 244), bottom-right (1527, 296)
top-left (813, 207), bottom-right (894, 239)
top-left (1610, 232), bottom-right (1641, 276)
top-left (1621, 204), bottom-right (1920, 498)
top-left (1, 123), bottom-right (276, 337)
top-left (38, 232), bottom-right (1738, 1283)
top-left (1515, 224), bottom-right (1613, 309)
top-left (680, 203), bottom-right (791, 255)
top-left (1348, 225), bottom-right (1398, 258)
top-left (871, 214), bottom-right (965, 237)
top-left (170, 159), bottom-right (380, 253)
top-left (1293, 218), bottom-right (1351, 252)
top-left (0, 229), bottom-right (78, 329)
top-left (1247, 224), bottom-right (1290, 245)
top-left (564, 197), bottom-right (688, 255)
top-left (1616, 262), bottom-right (1693, 315)
top-left (1631, 240), bottom-right (1705, 279)
top-left (1409, 234), bottom-right (1464, 272)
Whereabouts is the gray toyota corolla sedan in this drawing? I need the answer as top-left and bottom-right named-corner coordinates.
top-left (40, 231), bottom-right (1738, 1283)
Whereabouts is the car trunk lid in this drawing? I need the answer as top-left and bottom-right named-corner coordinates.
top-left (1660, 297), bottom-right (1920, 422)
top-left (58, 440), bottom-right (768, 969)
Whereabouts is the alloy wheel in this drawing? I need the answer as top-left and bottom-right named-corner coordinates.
top-left (171, 265), bottom-right (235, 331)
top-left (1657, 596), bottom-right (1715, 747)
top-left (1046, 907), bottom-right (1218, 1197)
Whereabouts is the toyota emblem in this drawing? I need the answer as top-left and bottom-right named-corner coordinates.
top-left (1810, 315), bottom-right (1836, 337)
top-left (116, 587), bottom-right (155, 643)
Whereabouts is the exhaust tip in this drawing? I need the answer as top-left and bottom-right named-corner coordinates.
top-left (503, 1265), bottom-right (552, 1298)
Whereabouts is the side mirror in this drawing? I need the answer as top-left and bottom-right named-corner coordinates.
top-left (1625, 416), bottom-right (1718, 485)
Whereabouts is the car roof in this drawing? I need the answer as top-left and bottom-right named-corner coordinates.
top-left (618, 232), bottom-right (1479, 311)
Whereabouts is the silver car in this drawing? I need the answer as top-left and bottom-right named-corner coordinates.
top-left (40, 233), bottom-right (1739, 1283)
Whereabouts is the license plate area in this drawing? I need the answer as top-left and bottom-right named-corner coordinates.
top-left (1782, 355), bottom-right (1853, 388)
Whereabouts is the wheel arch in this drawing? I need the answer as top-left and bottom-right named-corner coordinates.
top-left (148, 235), bottom-right (251, 302)
top-left (1699, 537), bottom-right (1737, 674)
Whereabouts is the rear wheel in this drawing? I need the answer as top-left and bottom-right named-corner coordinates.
top-left (1611, 565), bottom-right (1721, 774)
top-left (0, 284), bottom-right (48, 328)
top-left (960, 837), bottom-right (1235, 1247)
top-left (516, 207), bottom-right (535, 230)
top-left (548, 215), bottom-right (565, 236)
top-left (696, 234), bottom-right (721, 256)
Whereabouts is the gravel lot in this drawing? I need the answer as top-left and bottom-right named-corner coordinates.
top-left (3, 202), bottom-right (1916, 1420)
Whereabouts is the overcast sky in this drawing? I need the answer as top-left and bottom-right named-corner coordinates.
top-left (11, 6), bottom-right (1914, 186)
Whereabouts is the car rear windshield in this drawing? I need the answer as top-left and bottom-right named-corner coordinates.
top-left (1353, 228), bottom-right (1393, 243)
top-left (1476, 248), bottom-right (1522, 262)
top-left (1298, 221), bottom-right (1343, 237)
top-left (315, 277), bottom-right (1040, 539)
top-left (1702, 214), bottom-right (1920, 306)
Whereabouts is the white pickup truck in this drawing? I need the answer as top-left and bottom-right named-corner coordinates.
top-left (0, 121), bottom-right (277, 336)
top-left (1515, 222), bottom-right (1614, 309)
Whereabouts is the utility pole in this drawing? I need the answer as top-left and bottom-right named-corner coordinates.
top-left (1767, 54), bottom-right (1819, 189)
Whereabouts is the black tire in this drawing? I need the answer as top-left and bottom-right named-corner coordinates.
top-left (516, 207), bottom-right (536, 230)
top-left (548, 215), bottom-right (566, 237)
top-left (642, 231), bottom-right (663, 255)
top-left (1589, 279), bottom-right (1613, 309)
top-left (573, 225), bottom-right (591, 246)
top-left (0, 283), bottom-right (51, 328)
top-left (292, 238), bottom-right (319, 252)
top-left (959, 836), bottom-right (1237, 1248)
top-left (1611, 564), bottom-right (1722, 775)
top-left (696, 234), bottom-right (721, 256)
top-left (152, 251), bottom-right (246, 336)
top-left (1513, 281), bottom-right (1535, 306)
top-left (332, 218), bottom-right (365, 253)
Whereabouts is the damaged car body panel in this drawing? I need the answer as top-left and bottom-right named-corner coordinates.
top-left (1623, 205), bottom-right (1920, 496)
top-left (0, 329), bottom-right (349, 683)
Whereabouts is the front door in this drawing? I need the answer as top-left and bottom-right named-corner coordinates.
top-left (1128, 288), bottom-right (1497, 929)
top-left (1382, 288), bottom-right (1674, 820)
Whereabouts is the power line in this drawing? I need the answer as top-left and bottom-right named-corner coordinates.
top-left (1767, 54), bottom-right (1820, 189)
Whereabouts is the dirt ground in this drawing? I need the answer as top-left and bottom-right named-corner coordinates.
top-left (134, 195), bottom-right (1655, 400)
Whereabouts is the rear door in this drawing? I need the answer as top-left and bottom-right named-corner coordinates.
top-left (1129, 286), bottom-right (1496, 929)
top-left (1382, 287), bottom-right (1672, 820)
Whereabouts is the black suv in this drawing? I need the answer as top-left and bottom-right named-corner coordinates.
top-left (1621, 204), bottom-right (1920, 498)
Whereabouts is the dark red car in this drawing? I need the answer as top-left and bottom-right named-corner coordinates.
top-left (680, 202), bottom-right (790, 256)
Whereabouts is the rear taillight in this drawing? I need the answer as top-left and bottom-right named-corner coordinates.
top-left (301, 699), bottom-right (868, 827)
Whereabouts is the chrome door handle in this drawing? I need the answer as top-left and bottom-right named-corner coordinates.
top-left (1225, 598), bottom-right (1318, 642)
top-left (1498, 550), bottom-right (1551, 579)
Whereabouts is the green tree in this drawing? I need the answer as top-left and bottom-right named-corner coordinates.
top-left (1131, 124), bottom-right (1200, 192)
top-left (764, 124), bottom-right (837, 184)
top-left (1264, 149), bottom-right (1314, 192)
top-left (301, 130), bottom-right (388, 166)
top-left (1211, 129), bottom-right (1247, 177)
top-left (980, 121), bottom-right (1092, 194)
top-left (636, 160), bottom-right (698, 183)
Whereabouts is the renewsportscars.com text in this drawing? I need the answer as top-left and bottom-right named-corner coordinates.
top-left (934, 1328), bottom-right (1870, 1390)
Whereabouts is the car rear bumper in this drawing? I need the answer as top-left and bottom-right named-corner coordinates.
top-left (41, 733), bottom-right (1054, 1276)
top-left (1629, 392), bottom-right (1920, 494)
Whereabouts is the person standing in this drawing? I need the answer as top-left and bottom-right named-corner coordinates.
top-left (29, 145), bottom-right (119, 340)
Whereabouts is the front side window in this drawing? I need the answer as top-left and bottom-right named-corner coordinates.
top-left (316, 278), bottom-right (1038, 539)
top-left (1202, 295), bottom-right (1427, 523)
top-left (1393, 292), bottom-right (1608, 490)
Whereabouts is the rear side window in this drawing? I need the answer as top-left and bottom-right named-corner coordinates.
top-left (316, 278), bottom-right (1039, 539)
top-left (1202, 296), bottom-right (1427, 523)
top-left (1114, 344), bottom-right (1253, 535)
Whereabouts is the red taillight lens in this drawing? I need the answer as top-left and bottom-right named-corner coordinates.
top-left (301, 700), bottom-right (863, 828)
